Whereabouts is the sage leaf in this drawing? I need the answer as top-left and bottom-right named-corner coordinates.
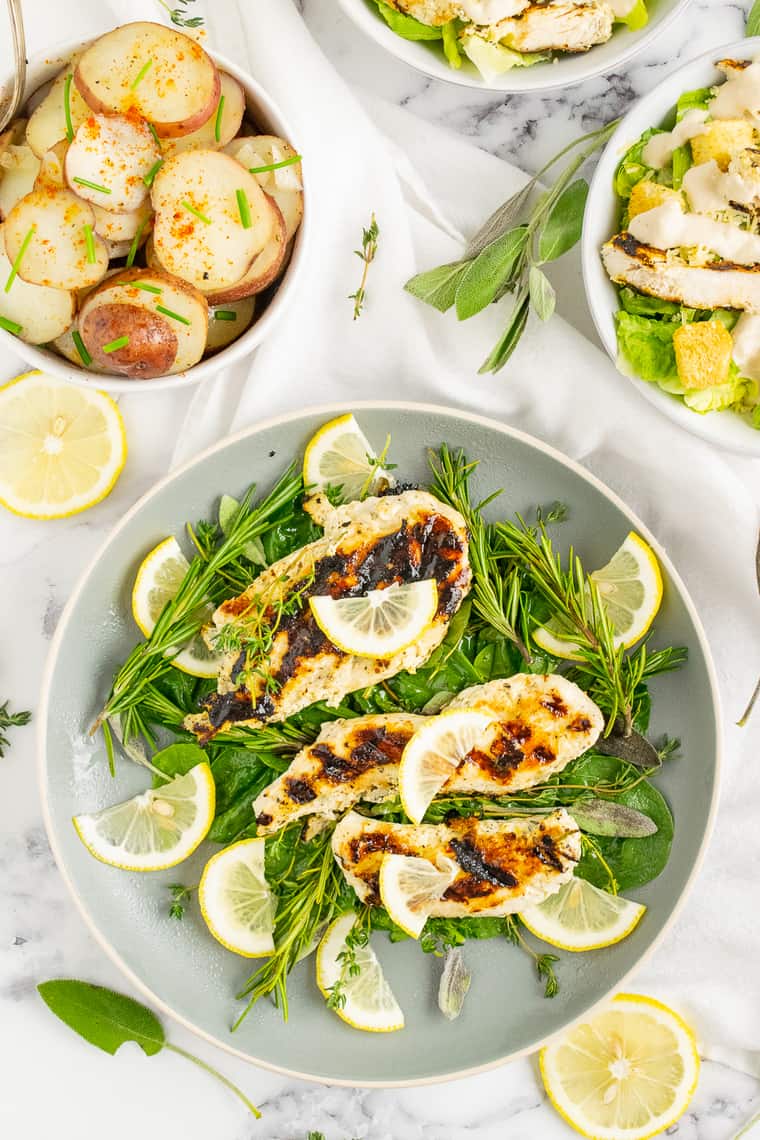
top-left (465, 181), bottom-right (535, 259)
top-left (528, 265), bottom-right (556, 321)
top-left (748, 0), bottom-right (760, 36)
top-left (38, 980), bottom-right (165, 1056)
top-left (405, 261), bottom-right (469, 313)
top-left (421, 690), bottom-right (455, 715)
top-left (571, 795), bottom-right (658, 838)
top-left (455, 226), bottom-right (527, 321)
top-left (537, 178), bottom-right (588, 263)
top-left (478, 287), bottom-right (530, 374)
top-left (595, 726), bottom-right (660, 768)
top-left (438, 948), bottom-right (471, 1020)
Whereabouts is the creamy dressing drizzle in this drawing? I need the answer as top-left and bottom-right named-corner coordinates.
top-left (731, 313), bottom-right (760, 380)
top-left (628, 198), bottom-right (760, 265)
top-left (682, 160), bottom-right (758, 213)
top-left (608, 0), bottom-right (637, 15)
top-left (641, 110), bottom-right (710, 170)
top-left (459, 0), bottom-right (527, 21)
top-left (711, 59), bottom-right (760, 122)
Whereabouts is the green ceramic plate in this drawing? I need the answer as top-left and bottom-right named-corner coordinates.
top-left (39, 403), bottom-right (720, 1086)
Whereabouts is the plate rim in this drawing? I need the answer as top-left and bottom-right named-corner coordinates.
top-left (38, 399), bottom-right (723, 1087)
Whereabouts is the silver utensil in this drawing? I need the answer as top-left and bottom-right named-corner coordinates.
top-left (0, 0), bottom-right (27, 134)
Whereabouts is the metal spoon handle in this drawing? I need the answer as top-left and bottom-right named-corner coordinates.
top-left (0, 0), bottom-right (27, 133)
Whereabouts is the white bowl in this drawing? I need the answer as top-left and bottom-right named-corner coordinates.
top-left (583, 37), bottom-right (760, 457)
top-left (337, 0), bottom-right (690, 93)
top-left (0, 35), bottom-right (310, 393)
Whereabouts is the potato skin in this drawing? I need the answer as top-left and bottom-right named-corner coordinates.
top-left (81, 302), bottom-right (178, 378)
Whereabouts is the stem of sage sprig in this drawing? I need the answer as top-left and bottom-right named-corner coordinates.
top-left (404, 118), bottom-right (620, 375)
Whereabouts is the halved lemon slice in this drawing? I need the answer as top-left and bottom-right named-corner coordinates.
top-left (309, 579), bottom-right (438, 659)
top-left (379, 853), bottom-right (457, 939)
top-left (399, 709), bottom-right (494, 824)
top-left (199, 838), bottom-right (276, 957)
top-left (316, 912), bottom-right (404, 1033)
top-left (533, 532), bottom-right (663, 660)
top-left (303, 413), bottom-right (394, 501)
top-left (520, 877), bottom-right (646, 952)
top-left (540, 993), bottom-right (700, 1140)
top-left (0, 370), bottom-right (126, 519)
top-left (73, 762), bottom-right (215, 871)
top-left (132, 536), bottom-right (222, 678)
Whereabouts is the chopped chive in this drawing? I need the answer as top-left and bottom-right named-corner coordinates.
top-left (4, 226), bottom-right (35, 293)
top-left (143, 158), bottom-right (163, 188)
top-left (148, 122), bottom-right (162, 149)
top-left (102, 335), bottom-right (129, 354)
top-left (63, 73), bottom-right (75, 142)
top-left (83, 224), bottom-right (96, 264)
top-left (0, 315), bottom-right (22, 335)
top-left (213, 309), bottom-right (237, 321)
top-left (73, 176), bottom-right (111, 195)
top-left (236, 189), bottom-right (251, 229)
top-left (156, 304), bottom-right (191, 326)
top-left (248, 154), bottom-right (302, 175)
top-left (214, 95), bottom-right (225, 143)
top-left (71, 330), bottom-right (92, 366)
top-left (130, 58), bottom-right (153, 90)
top-left (181, 200), bottom-right (211, 225)
top-left (131, 281), bottom-right (162, 294)
top-left (126, 218), bottom-right (147, 269)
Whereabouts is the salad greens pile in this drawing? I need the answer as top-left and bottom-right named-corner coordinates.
top-left (97, 441), bottom-right (685, 1027)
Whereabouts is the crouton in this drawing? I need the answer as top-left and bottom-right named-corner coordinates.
top-left (691, 120), bottom-right (757, 172)
top-left (673, 320), bottom-right (733, 389)
top-left (628, 180), bottom-right (682, 220)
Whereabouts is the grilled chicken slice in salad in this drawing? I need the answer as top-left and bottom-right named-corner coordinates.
top-left (185, 490), bottom-right (471, 743)
top-left (332, 808), bottom-right (581, 915)
top-left (254, 674), bottom-right (603, 834)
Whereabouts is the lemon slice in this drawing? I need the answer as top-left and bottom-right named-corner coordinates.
top-left (132, 536), bottom-right (222, 678)
top-left (520, 877), bottom-right (646, 952)
top-left (0, 370), bottom-right (126, 519)
top-left (399, 709), bottom-right (494, 824)
top-left (316, 912), bottom-right (404, 1033)
top-left (199, 838), bottom-right (276, 957)
top-left (379, 853), bottom-right (457, 939)
top-left (533, 532), bottom-right (663, 660)
top-left (73, 762), bottom-right (215, 871)
top-left (540, 993), bottom-right (700, 1140)
top-left (309, 579), bottom-right (438, 659)
top-left (303, 413), bottom-right (394, 501)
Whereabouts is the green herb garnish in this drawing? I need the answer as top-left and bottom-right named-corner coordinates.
top-left (213, 309), bottom-right (237, 321)
top-left (83, 224), bottom-right (96, 265)
top-left (4, 226), bottom-right (35, 293)
top-left (148, 122), bottom-right (162, 149)
top-left (0, 315), bottom-right (22, 335)
top-left (181, 200), bottom-right (211, 225)
top-left (125, 219), bottom-right (147, 269)
top-left (167, 883), bottom-right (194, 920)
top-left (156, 304), bottom-right (191, 326)
top-left (748, 0), bottom-right (760, 35)
top-left (349, 212), bottom-right (379, 320)
top-left (102, 336), bottom-right (129, 354)
top-left (214, 94), bottom-right (225, 143)
top-left (157, 0), bottom-right (204, 29)
top-left (143, 159), bottom-right (163, 189)
top-left (131, 281), bottom-right (162, 295)
top-left (130, 58), bottom-right (153, 90)
top-left (0, 700), bottom-right (31, 757)
top-left (63, 73), bottom-right (75, 142)
top-left (236, 189), bottom-right (251, 229)
top-left (71, 330), bottom-right (92, 366)
top-left (249, 154), bottom-right (302, 175)
top-left (73, 176), bottom-right (111, 195)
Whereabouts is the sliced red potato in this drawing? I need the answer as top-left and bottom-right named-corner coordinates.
top-left (226, 135), bottom-right (303, 241)
top-left (26, 61), bottom-right (90, 158)
top-left (92, 199), bottom-right (152, 246)
top-left (4, 189), bottom-right (109, 289)
top-left (164, 73), bottom-right (245, 155)
top-left (78, 266), bottom-right (208, 378)
top-left (0, 119), bottom-right (27, 151)
top-left (52, 270), bottom-right (120, 366)
top-left (65, 113), bottom-right (160, 213)
top-left (0, 143), bottom-right (41, 220)
top-left (75, 23), bottom-right (220, 139)
top-left (0, 222), bottom-right (74, 343)
top-left (25, 80), bottom-right (54, 116)
top-left (151, 150), bottom-right (276, 292)
top-left (34, 140), bottom-right (68, 192)
top-left (205, 197), bottom-right (287, 303)
top-left (205, 296), bottom-right (255, 354)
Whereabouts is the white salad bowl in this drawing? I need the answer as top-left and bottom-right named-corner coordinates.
top-left (337, 0), bottom-right (690, 93)
top-left (0, 37), bottom-right (310, 394)
top-left (583, 37), bottom-right (760, 457)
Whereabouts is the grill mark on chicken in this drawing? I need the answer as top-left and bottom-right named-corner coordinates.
top-left (285, 778), bottom-right (317, 805)
top-left (309, 727), bottom-right (409, 787)
top-left (449, 837), bottom-right (519, 888)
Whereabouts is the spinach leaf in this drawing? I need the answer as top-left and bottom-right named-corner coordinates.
top-left (151, 742), bottom-right (206, 785)
top-left (263, 508), bottom-right (321, 564)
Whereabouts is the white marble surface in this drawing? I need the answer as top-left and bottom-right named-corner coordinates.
top-left (2, 0), bottom-right (760, 1137)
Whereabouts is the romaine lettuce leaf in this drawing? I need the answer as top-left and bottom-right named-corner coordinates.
top-left (615, 0), bottom-right (648, 29)
top-left (371, 0), bottom-right (443, 40)
top-left (614, 130), bottom-right (658, 199)
top-left (616, 310), bottom-right (678, 383)
top-left (442, 19), bottom-right (463, 67)
top-left (460, 30), bottom-right (548, 80)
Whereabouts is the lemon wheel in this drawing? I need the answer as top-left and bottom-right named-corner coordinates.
top-left (379, 853), bottom-right (457, 939)
top-left (520, 877), bottom-right (646, 952)
top-left (309, 579), bottom-right (438, 659)
top-left (199, 838), bottom-right (276, 957)
top-left (303, 413), bottom-right (393, 502)
top-left (399, 709), bottom-right (494, 824)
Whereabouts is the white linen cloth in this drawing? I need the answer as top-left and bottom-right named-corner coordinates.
top-left (3, 0), bottom-right (759, 1079)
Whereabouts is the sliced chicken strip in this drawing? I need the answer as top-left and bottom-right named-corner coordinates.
top-left (491, 1), bottom-right (613, 54)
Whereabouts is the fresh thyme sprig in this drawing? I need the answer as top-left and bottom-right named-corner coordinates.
top-left (0, 700), bottom-right (31, 758)
top-left (325, 906), bottom-right (372, 1010)
top-left (504, 917), bottom-right (559, 998)
top-left (349, 212), bottom-right (379, 320)
top-left (167, 882), bottom-right (195, 920)
top-left (405, 119), bottom-right (620, 374)
top-left (157, 0), bottom-right (204, 29)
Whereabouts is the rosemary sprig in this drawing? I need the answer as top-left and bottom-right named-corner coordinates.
top-left (0, 700), bottom-right (31, 758)
top-left (348, 212), bottom-right (379, 320)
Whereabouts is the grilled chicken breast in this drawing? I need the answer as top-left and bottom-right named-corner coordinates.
top-left (253, 674), bottom-right (602, 834)
top-left (185, 490), bottom-right (471, 743)
top-left (332, 809), bottom-right (581, 915)
top-left (389, 0), bottom-right (528, 23)
top-left (492, 1), bottom-right (613, 53)
top-left (603, 234), bottom-right (760, 312)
